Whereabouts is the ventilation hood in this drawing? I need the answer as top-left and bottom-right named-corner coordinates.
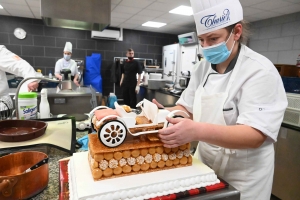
top-left (41, 0), bottom-right (111, 31)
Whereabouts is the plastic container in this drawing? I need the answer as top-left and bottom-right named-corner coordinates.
top-left (297, 54), bottom-right (300, 68)
top-left (18, 92), bottom-right (37, 120)
top-left (39, 89), bottom-right (50, 119)
top-left (48, 70), bottom-right (53, 79)
top-left (107, 93), bottom-right (117, 109)
top-left (36, 69), bottom-right (43, 77)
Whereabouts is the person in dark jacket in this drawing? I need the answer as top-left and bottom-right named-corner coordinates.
top-left (120, 48), bottom-right (142, 108)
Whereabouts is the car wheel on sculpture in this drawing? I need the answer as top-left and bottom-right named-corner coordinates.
top-left (98, 120), bottom-right (127, 147)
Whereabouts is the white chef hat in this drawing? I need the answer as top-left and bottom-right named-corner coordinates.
top-left (64, 42), bottom-right (72, 53)
top-left (190, 0), bottom-right (243, 35)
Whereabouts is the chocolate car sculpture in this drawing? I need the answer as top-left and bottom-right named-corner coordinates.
top-left (90, 99), bottom-right (189, 147)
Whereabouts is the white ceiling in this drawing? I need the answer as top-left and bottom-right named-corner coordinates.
top-left (0, 0), bottom-right (300, 34)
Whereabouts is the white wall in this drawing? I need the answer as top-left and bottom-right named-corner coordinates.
top-left (248, 12), bottom-right (300, 65)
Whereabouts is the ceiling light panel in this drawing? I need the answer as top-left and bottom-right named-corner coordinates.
top-left (169, 5), bottom-right (193, 16)
top-left (142, 21), bottom-right (166, 28)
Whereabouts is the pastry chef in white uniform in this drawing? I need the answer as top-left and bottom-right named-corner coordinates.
top-left (0, 45), bottom-right (39, 114)
top-left (153, 0), bottom-right (288, 199)
top-left (55, 42), bottom-right (80, 86)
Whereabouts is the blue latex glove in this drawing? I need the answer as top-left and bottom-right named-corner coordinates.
top-left (77, 135), bottom-right (89, 151)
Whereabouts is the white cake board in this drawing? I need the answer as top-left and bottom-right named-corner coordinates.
top-left (69, 151), bottom-right (219, 200)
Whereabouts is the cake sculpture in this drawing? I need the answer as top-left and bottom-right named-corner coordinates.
top-left (89, 99), bottom-right (192, 180)
top-left (68, 99), bottom-right (220, 200)
top-left (69, 152), bottom-right (220, 200)
top-left (91, 99), bottom-right (189, 148)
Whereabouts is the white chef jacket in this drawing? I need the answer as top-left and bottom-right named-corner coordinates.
top-left (55, 58), bottom-right (78, 76)
top-left (177, 44), bottom-right (287, 142)
top-left (0, 45), bottom-right (37, 99)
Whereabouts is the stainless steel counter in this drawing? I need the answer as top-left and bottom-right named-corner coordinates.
top-left (138, 85), bottom-right (180, 107)
top-left (8, 87), bottom-right (102, 115)
top-left (8, 87), bottom-right (98, 97)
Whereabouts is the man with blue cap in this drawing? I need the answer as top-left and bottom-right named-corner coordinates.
top-left (153, 0), bottom-right (288, 199)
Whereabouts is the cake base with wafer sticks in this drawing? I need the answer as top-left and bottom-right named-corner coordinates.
top-left (88, 134), bottom-right (192, 180)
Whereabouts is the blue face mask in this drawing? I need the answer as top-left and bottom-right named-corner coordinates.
top-left (64, 54), bottom-right (71, 61)
top-left (202, 31), bottom-right (235, 64)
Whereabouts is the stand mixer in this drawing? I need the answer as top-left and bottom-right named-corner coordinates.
top-left (164, 71), bottom-right (182, 95)
top-left (169, 71), bottom-right (191, 95)
top-left (178, 70), bottom-right (191, 89)
top-left (59, 69), bottom-right (72, 91)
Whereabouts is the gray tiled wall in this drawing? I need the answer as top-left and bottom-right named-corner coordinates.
top-left (248, 12), bottom-right (300, 65)
top-left (0, 15), bottom-right (178, 97)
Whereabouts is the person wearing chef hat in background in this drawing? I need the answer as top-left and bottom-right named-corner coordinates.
top-left (0, 45), bottom-right (39, 116)
top-left (152, 0), bottom-right (288, 199)
top-left (55, 42), bottom-right (80, 87)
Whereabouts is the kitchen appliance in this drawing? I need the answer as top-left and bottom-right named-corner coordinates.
top-left (271, 92), bottom-right (300, 200)
top-left (172, 76), bottom-right (190, 95)
top-left (178, 32), bottom-right (198, 45)
top-left (162, 44), bottom-right (180, 82)
top-left (60, 69), bottom-right (72, 91)
top-left (11, 86), bottom-right (101, 116)
top-left (179, 71), bottom-right (191, 88)
top-left (169, 71), bottom-right (191, 95)
top-left (12, 77), bottom-right (102, 122)
top-left (180, 45), bottom-right (199, 72)
top-left (179, 77), bottom-right (187, 88)
top-left (162, 37), bottom-right (199, 89)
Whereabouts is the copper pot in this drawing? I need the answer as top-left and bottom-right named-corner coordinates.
top-left (0, 151), bottom-right (49, 200)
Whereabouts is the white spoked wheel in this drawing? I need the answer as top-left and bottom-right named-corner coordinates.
top-left (98, 120), bottom-right (127, 147)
